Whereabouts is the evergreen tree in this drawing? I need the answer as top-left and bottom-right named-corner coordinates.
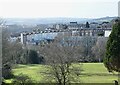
top-left (86, 22), bottom-right (90, 28)
top-left (104, 18), bottom-right (120, 72)
top-left (28, 50), bottom-right (39, 64)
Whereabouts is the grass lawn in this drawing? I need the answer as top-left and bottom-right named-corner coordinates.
top-left (80, 63), bottom-right (118, 83)
top-left (6, 63), bottom-right (118, 83)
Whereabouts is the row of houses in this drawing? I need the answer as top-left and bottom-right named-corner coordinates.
top-left (20, 28), bottom-right (111, 45)
top-left (10, 21), bottom-right (112, 45)
top-left (49, 21), bottom-right (112, 30)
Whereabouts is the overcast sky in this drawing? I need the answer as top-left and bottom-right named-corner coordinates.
top-left (0, 0), bottom-right (119, 18)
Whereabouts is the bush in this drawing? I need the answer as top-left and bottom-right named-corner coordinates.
top-left (28, 50), bottom-right (39, 64)
top-left (12, 73), bottom-right (34, 85)
top-left (2, 63), bottom-right (13, 79)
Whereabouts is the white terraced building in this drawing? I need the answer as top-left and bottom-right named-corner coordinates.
top-left (20, 28), bottom-right (112, 45)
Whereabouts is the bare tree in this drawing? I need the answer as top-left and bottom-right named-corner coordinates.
top-left (39, 35), bottom-right (83, 84)
top-left (2, 25), bottom-right (23, 79)
top-left (92, 37), bottom-right (107, 62)
top-left (78, 36), bottom-right (97, 62)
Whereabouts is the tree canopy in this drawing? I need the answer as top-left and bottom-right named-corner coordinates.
top-left (104, 18), bottom-right (120, 72)
top-left (86, 22), bottom-right (90, 28)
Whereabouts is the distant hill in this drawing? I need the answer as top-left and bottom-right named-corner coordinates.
top-left (90, 16), bottom-right (117, 23)
top-left (4, 17), bottom-right (117, 25)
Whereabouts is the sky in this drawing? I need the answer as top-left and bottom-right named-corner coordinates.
top-left (0, 0), bottom-right (119, 18)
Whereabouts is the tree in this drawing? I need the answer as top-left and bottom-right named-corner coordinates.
top-left (92, 37), bottom-right (107, 62)
top-left (80, 36), bottom-right (97, 62)
top-left (2, 23), bottom-right (14, 79)
top-left (28, 50), bottom-right (39, 64)
top-left (39, 35), bottom-right (83, 84)
top-left (19, 48), bottom-right (42, 64)
top-left (2, 27), bottom-right (22, 78)
top-left (86, 22), bottom-right (90, 28)
top-left (104, 18), bottom-right (120, 72)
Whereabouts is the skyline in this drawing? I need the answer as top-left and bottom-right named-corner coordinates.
top-left (0, 0), bottom-right (119, 18)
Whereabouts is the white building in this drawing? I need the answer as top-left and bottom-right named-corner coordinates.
top-left (105, 30), bottom-right (111, 37)
top-left (21, 33), bottom-right (27, 44)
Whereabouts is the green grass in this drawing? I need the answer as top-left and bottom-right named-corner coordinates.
top-left (80, 63), bottom-right (118, 83)
top-left (6, 63), bottom-right (118, 83)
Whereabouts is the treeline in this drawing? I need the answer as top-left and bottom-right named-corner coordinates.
top-left (2, 29), bottom-right (107, 80)
top-left (15, 49), bottom-right (44, 64)
top-left (2, 29), bottom-right (44, 79)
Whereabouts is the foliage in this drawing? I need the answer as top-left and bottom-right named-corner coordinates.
top-left (86, 22), bottom-right (90, 28)
top-left (20, 49), bottom-right (40, 64)
top-left (80, 36), bottom-right (97, 62)
top-left (92, 37), bottom-right (107, 62)
top-left (97, 32), bottom-right (104, 36)
top-left (28, 50), bottom-right (39, 64)
top-left (2, 28), bottom-right (22, 79)
top-left (39, 36), bottom-right (83, 84)
top-left (104, 19), bottom-right (120, 72)
top-left (2, 63), bottom-right (13, 79)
